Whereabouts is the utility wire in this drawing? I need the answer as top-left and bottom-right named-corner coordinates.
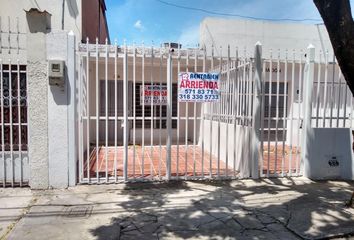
top-left (155, 0), bottom-right (322, 22)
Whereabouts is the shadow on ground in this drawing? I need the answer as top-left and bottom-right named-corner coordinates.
top-left (89, 178), bottom-right (354, 240)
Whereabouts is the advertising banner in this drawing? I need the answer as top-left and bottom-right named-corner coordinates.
top-left (178, 72), bottom-right (220, 102)
top-left (140, 85), bottom-right (167, 105)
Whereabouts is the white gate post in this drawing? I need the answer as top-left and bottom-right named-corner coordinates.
top-left (302, 44), bottom-right (315, 177)
top-left (67, 31), bottom-right (76, 186)
top-left (166, 49), bottom-right (172, 180)
top-left (123, 43), bottom-right (129, 181)
top-left (251, 42), bottom-right (262, 179)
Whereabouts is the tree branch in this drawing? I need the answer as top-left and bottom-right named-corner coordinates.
top-left (314, 0), bottom-right (354, 95)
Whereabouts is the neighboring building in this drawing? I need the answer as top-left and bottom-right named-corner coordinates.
top-left (200, 18), bottom-right (333, 59)
top-left (82, 0), bottom-right (110, 43)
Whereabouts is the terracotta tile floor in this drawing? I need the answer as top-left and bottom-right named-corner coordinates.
top-left (83, 145), bottom-right (237, 179)
top-left (261, 144), bottom-right (301, 175)
top-left (83, 144), bottom-right (301, 179)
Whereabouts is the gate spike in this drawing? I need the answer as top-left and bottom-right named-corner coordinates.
top-left (285, 49), bottom-right (288, 60)
top-left (227, 44), bottom-right (230, 60)
top-left (243, 46), bottom-right (247, 60)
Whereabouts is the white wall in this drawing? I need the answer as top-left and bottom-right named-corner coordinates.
top-left (47, 31), bottom-right (70, 188)
top-left (200, 18), bottom-right (333, 60)
top-left (0, 0), bottom-right (82, 36)
top-left (0, 0), bottom-right (82, 63)
top-left (131, 129), bottom-right (182, 145)
top-left (304, 128), bottom-right (354, 180)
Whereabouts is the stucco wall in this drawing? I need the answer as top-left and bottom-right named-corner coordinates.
top-left (304, 128), bottom-right (354, 180)
top-left (47, 31), bottom-right (70, 188)
top-left (200, 18), bottom-right (333, 60)
top-left (0, 0), bottom-right (82, 64)
top-left (0, 0), bottom-right (82, 39)
top-left (27, 54), bottom-right (49, 189)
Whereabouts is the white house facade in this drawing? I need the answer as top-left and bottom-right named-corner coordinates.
top-left (0, 7), bottom-right (352, 188)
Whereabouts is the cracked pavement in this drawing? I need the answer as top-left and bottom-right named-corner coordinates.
top-left (1, 177), bottom-right (354, 240)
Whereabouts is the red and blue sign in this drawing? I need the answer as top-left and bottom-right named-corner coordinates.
top-left (178, 72), bottom-right (220, 102)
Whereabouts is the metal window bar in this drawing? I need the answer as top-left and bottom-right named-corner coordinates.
top-left (329, 54), bottom-right (336, 128)
top-left (193, 49), bottom-right (197, 177)
top-left (114, 40), bottom-right (118, 182)
top-left (267, 52), bottom-right (273, 177)
top-left (201, 46), bottom-right (206, 178)
top-left (224, 45), bottom-right (230, 177)
top-left (0, 60), bottom-right (4, 187)
top-left (176, 46), bottom-right (181, 179)
top-left (150, 45), bottom-right (154, 180)
top-left (132, 44), bottom-right (136, 179)
top-left (217, 46), bottom-right (222, 178)
top-left (85, 38), bottom-right (90, 182)
top-left (282, 52), bottom-right (288, 176)
top-left (184, 49), bottom-right (189, 179)
top-left (296, 52), bottom-right (304, 176)
top-left (17, 60), bottom-right (22, 185)
top-left (209, 46), bottom-right (214, 178)
top-left (315, 51), bottom-right (322, 127)
top-left (78, 53), bottom-right (83, 183)
top-left (233, 48), bottom-right (239, 177)
top-left (105, 39), bottom-right (109, 182)
top-left (322, 51), bottom-right (329, 128)
top-left (0, 60), bottom-right (28, 187)
top-left (142, 43), bottom-right (145, 178)
top-left (9, 59), bottom-right (13, 187)
top-left (274, 51), bottom-right (280, 175)
top-left (159, 47), bottom-right (163, 179)
top-left (259, 58), bottom-right (266, 177)
top-left (123, 42), bottom-right (128, 181)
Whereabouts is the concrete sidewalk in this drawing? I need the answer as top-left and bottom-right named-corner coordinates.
top-left (1, 178), bottom-right (354, 240)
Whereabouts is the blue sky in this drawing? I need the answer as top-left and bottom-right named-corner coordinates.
top-left (105, 0), bottom-right (354, 47)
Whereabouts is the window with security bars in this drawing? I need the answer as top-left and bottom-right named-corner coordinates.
top-left (264, 82), bottom-right (288, 119)
top-left (135, 83), bottom-right (178, 129)
top-left (263, 82), bottom-right (288, 141)
top-left (0, 64), bottom-right (28, 151)
top-left (99, 81), bottom-right (178, 129)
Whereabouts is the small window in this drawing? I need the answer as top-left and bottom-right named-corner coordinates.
top-left (0, 65), bottom-right (28, 151)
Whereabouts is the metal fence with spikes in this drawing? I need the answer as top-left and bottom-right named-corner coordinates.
top-left (75, 38), bottom-right (353, 184)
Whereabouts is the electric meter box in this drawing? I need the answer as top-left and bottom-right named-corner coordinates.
top-left (48, 60), bottom-right (65, 86)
